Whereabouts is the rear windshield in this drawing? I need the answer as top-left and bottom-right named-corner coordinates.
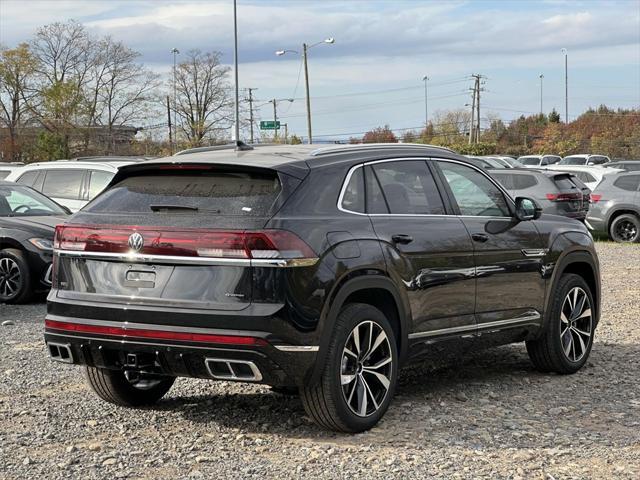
top-left (559, 156), bottom-right (586, 165)
top-left (553, 175), bottom-right (579, 191)
top-left (518, 157), bottom-right (540, 166)
top-left (492, 173), bottom-right (538, 190)
top-left (84, 171), bottom-right (282, 216)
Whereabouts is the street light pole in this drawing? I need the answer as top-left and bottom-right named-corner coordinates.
top-left (276, 37), bottom-right (334, 145)
top-left (171, 47), bottom-right (179, 153)
top-left (302, 43), bottom-right (312, 144)
top-left (422, 75), bottom-right (429, 126)
top-left (232, 0), bottom-right (240, 144)
top-left (539, 74), bottom-right (544, 115)
top-left (271, 99), bottom-right (278, 141)
top-left (562, 48), bottom-right (568, 123)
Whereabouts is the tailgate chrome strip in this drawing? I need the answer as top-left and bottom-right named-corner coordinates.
top-left (55, 249), bottom-right (317, 268)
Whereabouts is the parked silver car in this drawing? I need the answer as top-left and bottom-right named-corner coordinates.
top-left (559, 154), bottom-right (610, 166)
top-left (517, 155), bottom-right (562, 167)
top-left (587, 172), bottom-right (640, 243)
top-left (490, 169), bottom-right (590, 221)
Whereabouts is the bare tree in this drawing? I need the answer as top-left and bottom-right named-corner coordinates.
top-left (174, 50), bottom-right (232, 146)
top-left (0, 43), bottom-right (39, 161)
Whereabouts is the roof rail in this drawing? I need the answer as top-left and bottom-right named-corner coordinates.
top-left (174, 141), bottom-right (254, 156)
top-left (309, 143), bottom-right (455, 157)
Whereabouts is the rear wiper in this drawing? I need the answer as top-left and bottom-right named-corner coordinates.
top-left (150, 204), bottom-right (199, 212)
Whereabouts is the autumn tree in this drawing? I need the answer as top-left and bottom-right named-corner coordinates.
top-left (174, 50), bottom-right (232, 146)
top-left (362, 125), bottom-right (397, 143)
top-left (0, 43), bottom-right (39, 161)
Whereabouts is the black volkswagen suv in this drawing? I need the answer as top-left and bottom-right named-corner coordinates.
top-left (45, 144), bottom-right (600, 432)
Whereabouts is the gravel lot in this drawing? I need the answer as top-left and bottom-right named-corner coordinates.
top-left (1, 242), bottom-right (639, 479)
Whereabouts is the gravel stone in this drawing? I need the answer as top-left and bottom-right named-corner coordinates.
top-left (0, 242), bottom-right (639, 478)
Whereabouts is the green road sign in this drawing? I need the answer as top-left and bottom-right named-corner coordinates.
top-left (260, 120), bottom-right (280, 130)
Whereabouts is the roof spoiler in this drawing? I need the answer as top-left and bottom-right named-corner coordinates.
top-left (174, 142), bottom-right (254, 156)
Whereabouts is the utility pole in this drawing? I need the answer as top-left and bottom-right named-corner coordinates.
top-left (469, 74), bottom-right (485, 143)
top-left (539, 74), bottom-right (544, 115)
top-left (422, 75), bottom-right (429, 126)
top-left (302, 43), bottom-right (312, 144)
top-left (171, 48), bottom-right (179, 153)
top-left (562, 48), bottom-right (568, 123)
top-left (247, 88), bottom-right (257, 143)
top-left (468, 83), bottom-right (476, 144)
top-left (166, 95), bottom-right (172, 148)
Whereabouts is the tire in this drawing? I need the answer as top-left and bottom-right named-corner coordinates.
top-left (609, 213), bottom-right (640, 243)
top-left (526, 273), bottom-right (595, 374)
top-left (0, 248), bottom-right (32, 304)
top-left (85, 367), bottom-right (175, 407)
top-left (300, 303), bottom-right (398, 433)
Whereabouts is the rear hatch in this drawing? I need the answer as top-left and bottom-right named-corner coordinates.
top-left (546, 173), bottom-right (590, 218)
top-left (53, 164), bottom-right (306, 311)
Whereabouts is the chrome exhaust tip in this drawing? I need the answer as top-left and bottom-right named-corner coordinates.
top-left (47, 342), bottom-right (74, 364)
top-left (204, 358), bottom-right (262, 382)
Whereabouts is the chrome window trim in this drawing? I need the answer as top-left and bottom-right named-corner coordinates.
top-left (337, 156), bottom-right (516, 218)
top-left (408, 313), bottom-right (541, 340)
top-left (54, 249), bottom-right (318, 268)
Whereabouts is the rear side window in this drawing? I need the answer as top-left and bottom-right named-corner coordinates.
top-left (371, 161), bottom-right (445, 215)
top-left (42, 170), bottom-right (84, 199)
top-left (341, 168), bottom-right (365, 213)
top-left (0, 171), bottom-right (10, 180)
top-left (85, 171), bottom-right (282, 216)
top-left (88, 170), bottom-right (115, 200)
top-left (613, 175), bottom-right (640, 192)
top-left (16, 170), bottom-right (39, 187)
top-left (365, 166), bottom-right (388, 214)
top-left (493, 173), bottom-right (537, 190)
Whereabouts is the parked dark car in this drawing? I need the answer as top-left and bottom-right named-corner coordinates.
top-left (45, 144), bottom-right (601, 432)
top-left (587, 172), bottom-right (640, 243)
top-left (604, 161), bottom-right (640, 172)
top-left (490, 169), bottom-right (591, 221)
top-left (0, 181), bottom-right (69, 303)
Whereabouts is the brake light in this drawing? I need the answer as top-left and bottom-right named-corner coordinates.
top-left (545, 192), bottom-right (582, 202)
top-left (53, 225), bottom-right (316, 260)
top-left (590, 194), bottom-right (603, 203)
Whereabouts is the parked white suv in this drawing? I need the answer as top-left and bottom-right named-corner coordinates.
top-left (559, 154), bottom-right (611, 166)
top-left (5, 160), bottom-right (134, 212)
top-left (0, 163), bottom-right (24, 180)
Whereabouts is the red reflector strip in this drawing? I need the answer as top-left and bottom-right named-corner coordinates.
top-left (45, 319), bottom-right (267, 346)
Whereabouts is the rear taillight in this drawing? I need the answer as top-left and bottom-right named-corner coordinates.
top-left (590, 194), bottom-right (603, 203)
top-left (53, 225), bottom-right (316, 261)
top-left (545, 192), bottom-right (582, 202)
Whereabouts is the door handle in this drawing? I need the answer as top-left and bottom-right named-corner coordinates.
top-left (471, 233), bottom-right (489, 243)
top-left (391, 234), bottom-right (413, 244)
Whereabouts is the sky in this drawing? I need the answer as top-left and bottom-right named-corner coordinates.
top-left (1, 0), bottom-right (639, 141)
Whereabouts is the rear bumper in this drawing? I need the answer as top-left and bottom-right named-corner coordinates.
top-left (44, 315), bottom-right (318, 387)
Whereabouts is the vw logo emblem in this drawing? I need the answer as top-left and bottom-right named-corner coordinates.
top-left (128, 232), bottom-right (144, 252)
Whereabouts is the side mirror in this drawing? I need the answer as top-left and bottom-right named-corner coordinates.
top-left (515, 196), bottom-right (542, 221)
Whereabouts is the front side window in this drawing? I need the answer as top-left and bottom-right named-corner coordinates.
top-left (0, 185), bottom-right (67, 216)
top-left (437, 161), bottom-right (510, 217)
top-left (42, 170), bottom-right (84, 199)
top-left (371, 160), bottom-right (445, 214)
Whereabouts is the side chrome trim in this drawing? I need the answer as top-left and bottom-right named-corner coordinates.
top-left (55, 250), bottom-right (318, 268)
top-left (273, 345), bottom-right (319, 352)
top-left (408, 313), bottom-right (541, 340)
top-left (522, 248), bottom-right (549, 257)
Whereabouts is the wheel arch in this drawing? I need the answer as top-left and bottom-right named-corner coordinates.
top-left (308, 272), bottom-right (410, 385)
top-left (543, 250), bottom-right (600, 331)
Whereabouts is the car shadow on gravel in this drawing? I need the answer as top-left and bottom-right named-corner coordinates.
top-left (151, 341), bottom-right (639, 442)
